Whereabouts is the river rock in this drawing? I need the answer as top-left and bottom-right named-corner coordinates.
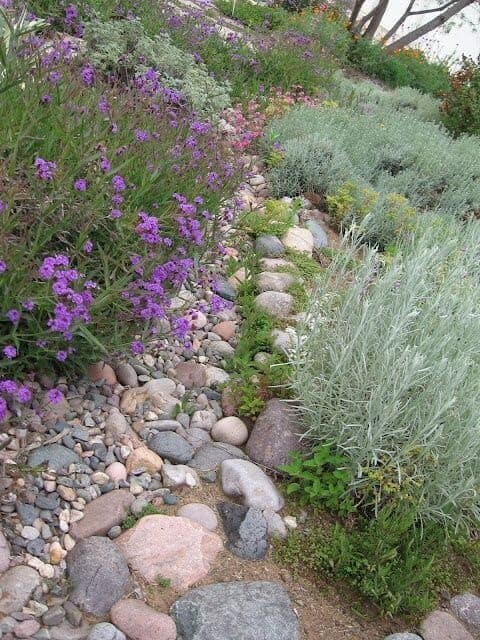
top-left (115, 515), bottom-right (222, 589)
top-left (105, 409), bottom-right (128, 440)
top-left (384, 635), bottom-right (422, 640)
top-left (87, 361), bottom-right (117, 385)
top-left (255, 292), bottom-right (293, 319)
top-left (282, 226), bottom-right (314, 255)
top-left (28, 444), bottom-right (80, 472)
top-left (0, 566), bottom-right (41, 615)
top-left (221, 459), bottom-right (284, 511)
top-left (126, 447), bottom-right (163, 474)
top-left (161, 462), bottom-right (199, 488)
top-left (218, 502), bottom-right (267, 560)
top-left (211, 417), bottom-right (248, 446)
top-left (147, 431), bottom-right (194, 464)
top-left (88, 623), bottom-right (126, 640)
top-left (450, 594), bottom-right (480, 634)
top-left (115, 363), bottom-right (138, 387)
top-left (0, 530), bottom-right (10, 573)
top-left (257, 272), bottom-right (296, 293)
top-left (255, 236), bottom-right (284, 258)
top-left (420, 611), bottom-right (474, 640)
top-left (246, 399), bottom-right (304, 469)
top-left (177, 503), bottom-right (218, 531)
top-left (70, 490), bottom-right (134, 539)
top-left (189, 442), bottom-right (247, 473)
top-left (110, 599), bottom-right (176, 640)
top-left (174, 362), bottom-right (207, 389)
top-left (305, 219), bottom-right (329, 248)
top-left (67, 536), bottom-right (130, 616)
top-left (171, 581), bottom-right (300, 640)
top-left (212, 321), bottom-right (236, 341)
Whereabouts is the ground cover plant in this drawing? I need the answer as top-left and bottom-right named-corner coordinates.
top-left (441, 54), bottom-right (480, 136)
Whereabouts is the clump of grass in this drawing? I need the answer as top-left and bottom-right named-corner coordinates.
top-left (122, 503), bottom-right (163, 529)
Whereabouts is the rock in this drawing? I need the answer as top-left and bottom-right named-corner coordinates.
top-left (147, 432), bottom-right (194, 464)
top-left (212, 321), bottom-right (236, 341)
top-left (209, 340), bottom-right (235, 359)
top-left (228, 267), bottom-right (246, 291)
top-left (221, 459), bottom-right (284, 511)
top-left (175, 362), bottom-right (207, 389)
top-left (451, 594), bottom-right (480, 634)
top-left (49, 541), bottom-right (65, 565)
top-left (13, 619), bottom-right (40, 637)
top-left (16, 503), bottom-right (39, 526)
top-left (246, 399), bottom-right (304, 469)
top-left (211, 417), bottom-right (248, 446)
top-left (255, 236), bottom-right (284, 258)
top-left (171, 581), bottom-right (300, 640)
top-left (214, 277), bottom-right (236, 302)
top-left (205, 366), bottom-right (230, 387)
top-left (70, 490), bottom-right (134, 539)
top-left (87, 361), bottom-right (117, 385)
top-left (384, 635), bottom-right (422, 640)
top-left (218, 502), bottom-right (267, 560)
top-left (161, 463), bottom-right (199, 488)
top-left (105, 409), bottom-right (128, 440)
top-left (189, 442), bottom-right (247, 473)
top-left (263, 508), bottom-right (288, 539)
top-left (282, 226), bottom-right (314, 255)
top-left (250, 174), bottom-right (265, 187)
top-left (105, 462), bottom-right (127, 484)
top-left (177, 503), bottom-right (218, 531)
top-left (50, 621), bottom-right (91, 640)
top-left (115, 363), bottom-right (138, 387)
top-left (258, 272), bottom-right (296, 293)
top-left (183, 428), bottom-right (212, 449)
top-left (305, 219), bottom-right (329, 249)
top-left (28, 444), bottom-right (80, 472)
top-left (63, 601), bottom-right (82, 627)
top-left (87, 623), bottom-right (126, 640)
top-left (67, 536), bottom-right (130, 617)
top-left (271, 328), bottom-right (297, 355)
top-left (420, 611), bottom-right (474, 640)
top-left (58, 485), bottom-right (76, 501)
top-left (126, 447), bottom-right (163, 474)
top-left (42, 606), bottom-right (65, 626)
top-left (0, 566), bottom-right (41, 615)
top-left (91, 471), bottom-right (110, 485)
top-left (115, 515), bottom-right (222, 589)
top-left (120, 379), bottom-right (177, 415)
top-left (255, 292), bottom-right (293, 319)
top-left (110, 599), bottom-right (176, 640)
top-left (0, 531), bottom-right (10, 573)
top-left (260, 257), bottom-right (293, 270)
top-left (190, 410), bottom-right (216, 432)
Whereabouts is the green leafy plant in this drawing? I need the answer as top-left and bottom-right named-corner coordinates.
top-left (441, 55), bottom-right (480, 136)
top-left (156, 575), bottom-right (172, 588)
top-left (216, 0), bottom-right (288, 29)
top-left (238, 198), bottom-right (296, 237)
top-left (280, 445), bottom-right (354, 516)
top-left (122, 503), bottom-right (163, 529)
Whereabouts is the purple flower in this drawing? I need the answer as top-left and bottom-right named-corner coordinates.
top-left (47, 71), bottom-right (61, 85)
top-left (34, 157), bottom-right (57, 181)
top-left (99, 156), bottom-right (111, 173)
top-left (16, 386), bottom-right (32, 403)
top-left (111, 175), bottom-right (126, 192)
top-left (0, 380), bottom-right (17, 394)
top-left (74, 178), bottom-right (87, 192)
top-left (81, 64), bottom-right (94, 87)
top-left (22, 299), bottom-right (34, 311)
top-left (110, 208), bottom-right (122, 219)
top-left (83, 239), bottom-right (93, 253)
top-left (109, 122), bottom-right (118, 134)
top-left (55, 350), bottom-right (68, 362)
top-left (46, 388), bottom-right (64, 404)
top-left (0, 261), bottom-right (6, 273)
top-left (0, 398), bottom-right (7, 421)
top-left (3, 345), bottom-right (17, 359)
top-left (98, 95), bottom-right (108, 113)
top-left (135, 129), bottom-right (148, 142)
top-left (135, 212), bottom-right (161, 244)
top-left (130, 341), bottom-right (143, 355)
top-left (111, 194), bottom-right (123, 206)
top-left (6, 309), bottom-right (20, 324)
top-left (41, 93), bottom-right (51, 104)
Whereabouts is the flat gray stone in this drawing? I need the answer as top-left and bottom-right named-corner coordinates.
top-left (384, 635), bottom-right (422, 640)
top-left (255, 291), bottom-right (293, 319)
top-left (115, 363), bottom-right (138, 387)
top-left (88, 623), bottom-right (126, 640)
top-left (189, 442), bottom-right (247, 472)
top-left (28, 444), bottom-right (80, 471)
top-left (0, 565), bottom-right (41, 615)
top-left (218, 502), bottom-right (267, 560)
top-left (305, 219), bottom-right (329, 248)
top-left (147, 431), bottom-right (194, 464)
top-left (451, 594), bottom-right (480, 633)
top-left (171, 581), bottom-right (300, 640)
top-left (255, 235), bottom-right (285, 258)
top-left (257, 271), bottom-right (296, 293)
top-left (67, 537), bottom-right (130, 617)
top-left (221, 458), bottom-right (284, 511)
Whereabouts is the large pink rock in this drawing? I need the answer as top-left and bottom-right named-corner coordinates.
top-left (87, 361), bottom-right (117, 385)
top-left (70, 490), bottom-right (134, 540)
top-left (111, 599), bottom-right (176, 640)
top-left (420, 611), bottom-right (474, 640)
top-left (116, 515), bottom-right (222, 590)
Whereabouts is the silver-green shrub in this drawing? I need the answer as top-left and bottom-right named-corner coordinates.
top-left (290, 219), bottom-right (480, 530)
top-left (267, 103), bottom-right (480, 222)
top-left (83, 19), bottom-right (230, 117)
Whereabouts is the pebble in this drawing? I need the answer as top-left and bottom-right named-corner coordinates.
top-left (88, 622), bottom-right (126, 640)
top-left (211, 417), bottom-right (248, 446)
top-left (13, 619), bottom-right (40, 637)
top-left (42, 606), bottom-right (65, 627)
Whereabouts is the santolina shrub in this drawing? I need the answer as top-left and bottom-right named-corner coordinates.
top-left (0, 34), bottom-right (240, 387)
top-left (290, 220), bottom-right (480, 530)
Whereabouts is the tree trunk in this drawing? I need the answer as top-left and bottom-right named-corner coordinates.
top-left (382, 0), bottom-right (416, 43)
top-left (350, 2), bottom-right (382, 36)
top-left (385, 0), bottom-right (476, 51)
top-left (363, 0), bottom-right (389, 39)
top-left (349, 0), bottom-right (367, 29)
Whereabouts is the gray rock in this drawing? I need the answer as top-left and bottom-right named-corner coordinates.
top-left (28, 444), bottom-right (80, 472)
top-left (246, 399), bottom-right (304, 469)
top-left (255, 235), bottom-right (285, 258)
top-left (34, 629), bottom-right (51, 640)
top-left (218, 502), bottom-right (267, 560)
top-left (384, 635), bottom-right (422, 640)
top-left (88, 623), bottom-right (126, 640)
top-left (221, 459), bottom-right (284, 511)
top-left (42, 606), bottom-right (65, 626)
top-left (189, 442), bottom-right (247, 473)
top-left (214, 277), bottom-right (236, 301)
top-left (67, 537), bottom-right (130, 617)
top-left (115, 363), bottom-right (138, 387)
top-left (50, 621), bottom-right (91, 640)
top-left (63, 601), bottom-right (82, 628)
top-left (16, 502), bottom-right (39, 525)
top-left (255, 291), bottom-right (293, 319)
top-left (190, 411), bottom-right (216, 432)
top-left (257, 271), bottom-right (296, 293)
top-left (35, 493), bottom-right (60, 510)
top-left (451, 593), bottom-right (480, 633)
top-left (305, 219), bottom-right (329, 248)
top-left (147, 431), bottom-right (194, 464)
top-left (147, 419), bottom-right (182, 431)
top-left (420, 610), bottom-right (474, 640)
top-left (26, 538), bottom-right (45, 556)
top-left (0, 566), bottom-right (41, 615)
top-left (171, 581), bottom-right (300, 640)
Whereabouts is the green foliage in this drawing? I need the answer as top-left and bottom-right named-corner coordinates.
top-left (122, 503), bottom-right (163, 529)
top-left (238, 199), bottom-right (296, 237)
top-left (156, 575), bottom-right (172, 588)
top-left (83, 18), bottom-right (230, 116)
top-left (283, 249), bottom-right (322, 282)
top-left (216, 0), bottom-right (288, 29)
top-left (348, 38), bottom-right (450, 96)
top-left (290, 221), bottom-right (480, 530)
top-left (281, 445), bottom-right (354, 516)
top-left (441, 55), bottom-right (480, 137)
